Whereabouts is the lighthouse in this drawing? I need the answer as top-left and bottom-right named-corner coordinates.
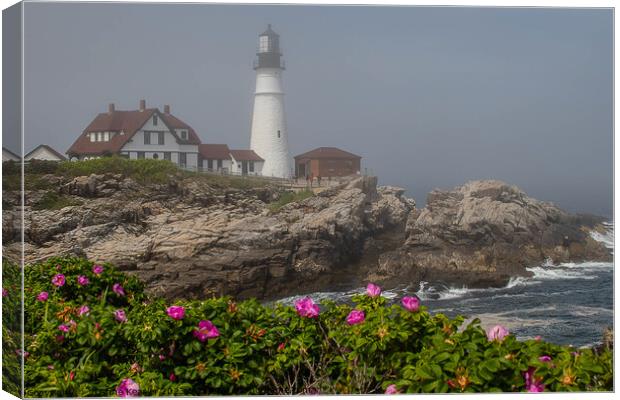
top-left (249, 25), bottom-right (291, 178)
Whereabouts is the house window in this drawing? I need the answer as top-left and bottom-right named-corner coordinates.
top-left (152, 153), bottom-right (159, 159)
top-left (144, 132), bottom-right (151, 145)
top-left (158, 132), bottom-right (164, 145)
top-left (179, 130), bottom-right (188, 140)
top-left (207, 159), bottom-right (213, 170)
top-left (277, 130), bottom-right (281, 138)
top-left (179, 152), bottom-right (187, 166)
top-left (163, 152), bottom-right (171, 161)
top-left (249, 161), bottom-right (255, 172)
top-left (103, 132), bottom-right (110, 142)
top-left (217, 159), bottom-right (223, 169)
top-left (153, 115), bottom-right (158, 126)
top-left (97, 132), bottom-right (103, 142)
top-left (89, 133), bottom-right (96, 142)
top-left (137, 152), bottom-right (145, 159)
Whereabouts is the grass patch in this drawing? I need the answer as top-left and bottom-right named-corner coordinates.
top-left (56, 157), bottom-right (179, 184)
top-left (32, 191), bottom-right (83, 210)
top-left (4, 157), bottom-right (276, 191)
top-left (268, 189), bottom-right (314, 212)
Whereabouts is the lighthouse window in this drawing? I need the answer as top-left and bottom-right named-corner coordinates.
top-left (259, 36), bottom-right (269, 52)
top-left (277, 130), bottom-right (281, 138)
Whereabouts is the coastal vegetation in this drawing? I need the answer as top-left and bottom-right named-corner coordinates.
top-left (2, 257), bottom-right (612, 397)
top-left (2, 158), bottom-right (272, 192)
top-left (268, 189), bottom-right (314, 212)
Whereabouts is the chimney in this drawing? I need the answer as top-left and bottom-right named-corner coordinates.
top-left (139, 99), bottom-right (146, 111)
top-left (164, 104), bottom-right (170, 114)
top-left (108, 103), bottom-right (115, 114)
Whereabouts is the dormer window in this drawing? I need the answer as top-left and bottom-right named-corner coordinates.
top-left (153, 115), bottom-right (158, 126)
top-left (89, 133), bottom-right (96, 142)
top-left (180, 130), bottom-right (188, 140)
top-left (97, 132), bottom-right (103, 142)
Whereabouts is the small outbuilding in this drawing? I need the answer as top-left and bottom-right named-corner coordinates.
top-left (294, 147), bottom-right (361, 179)
top-left (199, 144), bottom-right (232, 172)
top-left (2, 147), bottom-right (20, 162)
top-left (24, 144), bottom-right (66, 161)
top-left (229, 150), bottom-right (264, 176)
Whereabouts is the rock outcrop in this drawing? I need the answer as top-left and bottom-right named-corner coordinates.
top-left (2, 175), bottom-right (610, 300)
top-left (3, 174), bottom-right (414, 300)
top-left (369, 180), bottom-right (611, 288)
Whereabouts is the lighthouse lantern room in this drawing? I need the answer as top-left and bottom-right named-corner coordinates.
top-left (249, 25), bottom-right (291, 178)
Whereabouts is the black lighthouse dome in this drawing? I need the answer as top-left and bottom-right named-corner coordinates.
top-left (254, 24), bottom-right (285, 70)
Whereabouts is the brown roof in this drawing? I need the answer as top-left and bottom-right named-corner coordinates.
top-left (199, 144), bottom-right (230, 159)
top-left (230, 149), bottom-right (264, 161)
top-left (67, 107), bottom-right (201, 156)
top-left (159, 112), bottom-right (201, 145)
top-left (25, 144), bottom-right (67, 160)
top-left (294, 147), bottom-right (361, 160)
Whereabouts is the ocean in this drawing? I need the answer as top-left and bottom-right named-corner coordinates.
top-left (277, 223), bottom-right (614, 348)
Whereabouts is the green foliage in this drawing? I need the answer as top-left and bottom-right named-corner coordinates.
top-left (4, 257), bottom-right (613, 397)
top-left (268, 189), bottom-right (314, 212)
top-left (56, 157), bottom-right (179, 184)
top-left (2, 259), bottom-right (22, 397)
top-left (32, 192), bottom-right (83, 210)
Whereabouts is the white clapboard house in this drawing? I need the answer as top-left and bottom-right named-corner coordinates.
top-left (68, 100), bottom-right (264, 176)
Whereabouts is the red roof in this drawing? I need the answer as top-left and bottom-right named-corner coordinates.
top-left (230, 149), bottom-right (264, 161)
top-left (67, 107), bottom-right (201, 156)
top-left (294, 147), bottom-right (361, 160)
top-left (199, 144), bottom-right (230, 159)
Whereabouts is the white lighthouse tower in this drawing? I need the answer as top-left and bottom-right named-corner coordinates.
top-left (249, 25), bottom-right (291, 178)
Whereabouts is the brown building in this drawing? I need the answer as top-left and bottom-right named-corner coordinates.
top-left (294, 147), bottom-right (361, 179)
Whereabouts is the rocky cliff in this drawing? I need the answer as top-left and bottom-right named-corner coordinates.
top-left (369, 180), bottom-right (611, 288)
top-left (2, 173), bottom-right (610, 300)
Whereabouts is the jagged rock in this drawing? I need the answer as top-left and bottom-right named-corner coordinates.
top-left (370, 180), bottom-right (611, 287)
top-left (3, 175), bottom-right (610, 300)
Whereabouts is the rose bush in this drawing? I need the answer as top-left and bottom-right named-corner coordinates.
top-left (2, 257), bottom-right (612, 396)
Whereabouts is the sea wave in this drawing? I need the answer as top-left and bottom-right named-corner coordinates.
top-left (589, 222), bottom-right (614, 250)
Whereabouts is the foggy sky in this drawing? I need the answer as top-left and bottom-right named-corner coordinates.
top-left (6, 3), bottom-right (613, 216)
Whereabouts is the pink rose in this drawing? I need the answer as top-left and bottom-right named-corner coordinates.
top-left (77, 275), bottom-right (90, 286)
top-left (385, 384), bottom-right (399, 394)
top-left (401, 296), bottom-right (420, 312)
top-left (346, 309), bottom-right (365, 325)
top-left (114, 309), bottom-right (127, 323)
top-left (113, 283), bottom-right (126, 296)
top-left (78, 305), bottom-right (90, 316)
top-left (294, 297), bottom-right (320, 318)
top-left (58, 324), bottom-right (69, 333)
top-left (487, 325), bottom-right (509, 342)
top-left (193, 320), bottom-right (219, 342)
top-left (366, 283), bottom-right (381, 297)
top-left (166, 306), bottom-right (185, 320)
top-left (116, 378), bottom-right (140, 397)
top-left (52, 274), bottom-right (66, 287)
top-left (92, 264), bottom-right (104, 275)
top-left (524, 367), bottom-right (545, 392)
top-left (37, 291), bottom-right (49, 302)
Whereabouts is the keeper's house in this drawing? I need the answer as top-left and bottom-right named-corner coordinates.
top-left (67, 100), bottom-right (202, 168)
top-left (294, 147), bottom-right (361, 178)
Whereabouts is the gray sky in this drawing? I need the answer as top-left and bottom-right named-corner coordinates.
top-left (6, 3), bottom-right (614, 216)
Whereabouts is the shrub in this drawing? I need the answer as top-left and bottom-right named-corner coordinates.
top-left (269, 189), bottom-right (314, 212)
top-left (56, 157), bottom-right (179, 184)
top-left (2, 257), bottom-right (613, 397)
top-left (32, 192), bottom-right (83, 210)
